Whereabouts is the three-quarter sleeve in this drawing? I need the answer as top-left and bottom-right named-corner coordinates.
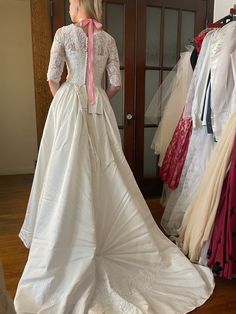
top-left (106, 37), bottom-right (121, 87)
top-left (47, 28), bottom-right (65, 82)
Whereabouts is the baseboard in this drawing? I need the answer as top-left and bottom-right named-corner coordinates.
top-left (0, 168), bottom-right (35, 175)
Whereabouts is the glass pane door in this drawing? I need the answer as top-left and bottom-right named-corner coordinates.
top-left (106, 4), bottom-right (125, 147)
top-left (136, 0), bottom-right (207, 197)
top-left (144, 5), bottom-right (196, 178)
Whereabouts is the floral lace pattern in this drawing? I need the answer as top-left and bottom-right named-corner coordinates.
top-left (160, 116), bottom-right (192, 189)
top-left (47, 28), bottom-right (66, 83)
top-left (161, 127), bottom-right (216, 236)
top-left (47, 24), bottom-right (121, 88)
top-left (88, 250), bottom-right (213, 314)
top-left (161, 30), bottom-right (223, 236)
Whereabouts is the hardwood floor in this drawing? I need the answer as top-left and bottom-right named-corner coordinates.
top-left (0, 174), bottom-right (236, 313)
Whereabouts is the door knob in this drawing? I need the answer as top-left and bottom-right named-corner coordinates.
top-left (126, 113), bottom-right (134, 120)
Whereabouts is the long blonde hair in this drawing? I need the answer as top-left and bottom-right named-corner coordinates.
top-left (80, 0), bottom-right (103, 22)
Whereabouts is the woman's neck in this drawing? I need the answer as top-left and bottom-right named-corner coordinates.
top-left (75, 8), bottom-right (89, 22)
top-left (74, 15), bottom-right (89, 26)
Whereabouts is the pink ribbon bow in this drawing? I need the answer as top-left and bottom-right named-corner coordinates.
top-left (79, 18), bottom-right (103, 105)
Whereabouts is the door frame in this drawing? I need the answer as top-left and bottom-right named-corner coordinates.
top-left (31, 0), bottom-right (53, 148)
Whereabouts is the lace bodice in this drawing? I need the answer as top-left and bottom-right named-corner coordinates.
top-left (47, 24), bottom-right (121, 88)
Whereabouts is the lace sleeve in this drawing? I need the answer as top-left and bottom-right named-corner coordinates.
top-left (106, 37), bottom-right (121, 87)
top-left (47, 28), bottom-right (65, 82)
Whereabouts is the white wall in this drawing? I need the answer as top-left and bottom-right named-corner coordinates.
top-left (0, 0), bottom-right (38, 175)
top-left (214, 0), bottom-right (236, 21)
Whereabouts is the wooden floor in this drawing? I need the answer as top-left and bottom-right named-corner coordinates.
top-left (0, 174), bottom-right (236, 313)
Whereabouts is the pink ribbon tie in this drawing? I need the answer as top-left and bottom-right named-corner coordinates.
top-left (79, 18), bottom-right (103, 105)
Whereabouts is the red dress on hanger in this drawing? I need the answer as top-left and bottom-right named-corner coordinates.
top-left (160, 115), bottom-right (192, 189)
top-left (160, 32), bottom-right (208, 190)
top-left (207, 135), bottom-right (236, 279)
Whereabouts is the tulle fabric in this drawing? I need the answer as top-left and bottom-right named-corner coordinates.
top-left (145, 52), bottom-right (193, 167)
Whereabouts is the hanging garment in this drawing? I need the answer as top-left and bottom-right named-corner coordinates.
top-left (161, 24), bottom-right (236, 236)
top-left (190, 29), bottom-right (222, 129)
top-left (178, 112), bottom-right (236, 262)
top-left (195, 30), bottom-right (209, 54)
top-left (174, 23), bottom-right (235, 260)
top-left (160, 116), bottom-right (192, 189)
top-left (190, 48), bottom-right (198, 70)
top-left (159, 31), bottom-right (214, 191)
top-left (146, 51), bottom-right (193, 167)
top-left (183, 30), bottom-right (216, 120)
top-left (207, 135), bottom-right (236, 279)
top-left (200, 71), bottom-right (213, 133)
top-left (211, 21), bottom-right (236, 141)
top-left (229, 49), bottom-right (236, 128)
top-left (161, 31), bottom-right (217, 235)
top-left (145, 66), bottom-right (176, 125)
top-left (161, 126), bottom-right (215, 236)
top-left (14, 23), bottom-right (215, 313)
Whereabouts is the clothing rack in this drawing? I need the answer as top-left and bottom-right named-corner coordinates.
top-left (212, 5), bottom-right (236, 26)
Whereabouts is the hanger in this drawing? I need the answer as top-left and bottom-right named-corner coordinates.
top-left (207, 23), bottom-right (224, 29)
top-left (230, 5), bottom-right (236, 21)
top-left (190, 5), bottom-right (236, 52)
top-left (207, 4), bottom-right (236, 28)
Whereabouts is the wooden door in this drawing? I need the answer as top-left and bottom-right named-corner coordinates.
top-left (31, 0), bottom-right (53, 146)
top-left (32, 0), bottom-right (214, 196)
top-left (136, 0), bottom-right (213, 196)
top-left (103, 1), bottom-right (137, 169)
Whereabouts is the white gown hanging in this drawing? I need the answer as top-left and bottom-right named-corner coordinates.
top-left (161, 30), bottom-right (218, 236)
top-left (210, 21), bottom-right (236, 141)
top-left (145, 51), bottom-right (193, 167)
top-left (14, 24), bottom-right (214, 314)
top-left (178, 22), bottom-right (236, 263)
top-left (161, 23), bottom-right (236, 238)
top-left (178, 112), bottom-right (236, 262)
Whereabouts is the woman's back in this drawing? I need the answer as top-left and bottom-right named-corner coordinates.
top-left (47, 24), bottom-right (121, 89)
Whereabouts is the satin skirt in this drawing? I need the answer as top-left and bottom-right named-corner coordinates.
top-left (14, 82), bottom-right (214, 314)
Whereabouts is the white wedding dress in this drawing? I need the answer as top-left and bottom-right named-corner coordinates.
top-left (14, 24), bottom-right (214, 314)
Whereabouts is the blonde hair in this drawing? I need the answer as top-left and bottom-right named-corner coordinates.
top-left (80, 0), bottom-right (103, 22)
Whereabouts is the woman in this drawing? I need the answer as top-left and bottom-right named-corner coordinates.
top-left (14, 0), bottom-right (214, 313)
